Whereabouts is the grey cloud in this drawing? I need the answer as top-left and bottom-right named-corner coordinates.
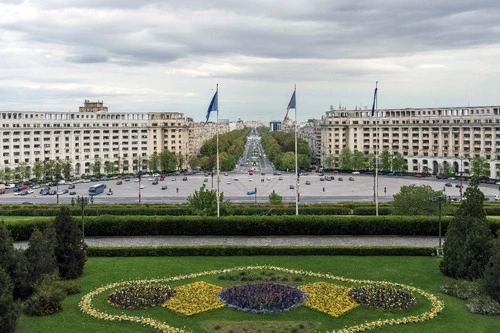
top-left (65, 53), bottom-right (109, 64)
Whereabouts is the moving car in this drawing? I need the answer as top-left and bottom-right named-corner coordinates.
top-left (445, 183), bottom-right (453, 187)
top-left (247, 189), bottom-right (256, 195)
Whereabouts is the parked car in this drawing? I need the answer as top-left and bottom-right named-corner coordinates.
top-left (289, 185), bottom-right (295, 189)
top-left (455, 184), bottom-right (463, 188)
top-left (116, 180), bottom-right (123, 185)
top-left (305, 180), bottom-right (311, 185)
top-left (338, 177), bottom-right (343, 181)
top-left (48, 190), bottom-right (57, 195)
top-left (69, 191), bottom-right (76, 195)
top-left (182, 177), bottom-right (188, 181)
top-left (495, 195), bottom-right (500, 201)
top-left (161, 185), bottom-right (168, 190)
top-left (247, 189), bottom-right (256, 195)
top-left (445, 183), bottom-right (453, 187)
top-left (68, 184), bottom-right (76, 189)
top-left (349, 177), bottom-right (354, 181)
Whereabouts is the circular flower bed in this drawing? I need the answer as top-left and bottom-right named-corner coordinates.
top-left (218, 283), bottom-right (307, 313)
top-left (349, 285), bottom-right (417, 310)
top-left (107, 282), bottom-right (175, 309)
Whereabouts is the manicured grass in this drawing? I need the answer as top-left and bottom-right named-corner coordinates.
top-left (17, 256), bottom-right (500, 333)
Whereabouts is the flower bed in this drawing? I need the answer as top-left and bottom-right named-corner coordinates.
top-left (162, 281), bottom-right (224, 316)
top-left (349, 285), bottom-right (417, 310)
top-left (300, 282), bottom-right (358, 317)
top-left (218, 283), bottom-right (307, 313)
top-left (107, 282), bottom-right (174, 309)
top-left (79, 265), bottom-right (444, 333)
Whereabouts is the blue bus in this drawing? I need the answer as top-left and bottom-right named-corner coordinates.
top-left (88, 183), bottom-right (106, 196)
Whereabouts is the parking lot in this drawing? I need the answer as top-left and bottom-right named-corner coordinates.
top-left (1, 172), bottom-right (499, 205)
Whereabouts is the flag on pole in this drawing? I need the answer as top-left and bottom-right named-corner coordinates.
top-left (205, 90), bottom-right (218, 123)
top-left (283, 90), bottom-right (296, 122)
top-left (371, 86), bottom-right (378, 117)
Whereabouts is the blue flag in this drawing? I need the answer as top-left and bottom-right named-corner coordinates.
top-left (283, 90), bottom-right (296, 121)
top-left (205, 90), bottom-right (218, 123)
top-left (288, 90), bottom-right (296, 110)
top-left (371, 87), bottom-right (377, 117)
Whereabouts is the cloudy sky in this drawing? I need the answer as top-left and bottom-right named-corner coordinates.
top-left (1, 0), bottom-right (500, 122)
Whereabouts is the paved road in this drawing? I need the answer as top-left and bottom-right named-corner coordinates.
top-left (14, 235), bottom-right (440, 249)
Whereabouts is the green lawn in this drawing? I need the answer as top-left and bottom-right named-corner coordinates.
top-left (17, 256), bottom-right (500, 333)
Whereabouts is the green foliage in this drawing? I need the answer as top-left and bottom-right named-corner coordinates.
top-left (11, 250), bottom-right (31, 299)
top-left (87, 245), bottom-right (433, 257)
top-left (187, 186), bottom-right (230, 216)
top-left (339, 147), bottom-right (352, 170)
top-left (159, 150), bottom-right (177, 172)
top-left (22, 274), bottom-right (66, 316)
top-left (0, 222), bottom-right (16, 275)
top-left (268, 192), bottom-right (283, 205)
top-left (440, 176), bottom-right (494, 280)
top-left (393, 185), bottom-right (444, 215)
top-left (466, 295), bottom-right (500, 315)
top-left (261, 131), bottom-right (310, 171)
top-left (0, 267), bottom-right (18, 333)
top-left (440, 279), bottom-right (481, 300)
top-left (392, 153), bottom-right (406, 173)
top-left (54, 207), bottom-right (86, 280)
top-left (483, 234), bottom-right (500, 302)
top-left (25, 228), bottom-right (58, 288)
top-left (194, 128), bottom-right (251, 171)
top-left (471, 156), bottom-right (490, 177)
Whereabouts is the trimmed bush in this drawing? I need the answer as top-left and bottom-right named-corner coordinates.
top-left (86, 245), bottom-right (434, 257)
top-left (466, 296), bottom-right (500, 315)
top-left (22, 277), bottom-right (66, 316)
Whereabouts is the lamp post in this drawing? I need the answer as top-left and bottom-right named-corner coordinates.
top-left (74, 195), bottom-right (93, 244)
top-left (431, 194), bottom-right (446, 256)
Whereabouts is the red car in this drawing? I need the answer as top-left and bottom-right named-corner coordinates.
top-left (415, 174), bottom-right (423, 178)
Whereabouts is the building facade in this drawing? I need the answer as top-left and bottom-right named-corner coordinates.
top-left (0, 101), bottom-right (227, 177)
top-left (319, 105), bottom-right (500, 178)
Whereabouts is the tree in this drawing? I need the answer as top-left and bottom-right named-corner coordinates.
top-left (379, 150), bottom-right (392, 171)
top-left (323, 155), bottom-right (335, 169)
top-left (186, 186), bottom-right (230, 216)
top-left (159, 150), bottom-right (177, 172)
top-left (61, 160), bottom-right (73, 180)
top-left (470, 157), bottom-right (490, 177)
top-left (0, 267), bottom-right (18, 333)
top-left (32, 161), bottom-right (43, 180)
top-left (11, 250), bottom-right (30, 299)
top-left (392, 153), bottom-right (406, 173)
top-left (440, 176), bottom-right (494, 280)
top-left (24, 228), bottom-right (57, 287)
top-left (148, 153), bottom-right (159, 172)
top-left (483, 232), bottom-right (500, 302)
top-left (339, 148), bottom-right (352, 170)
top-left (0, 223), bottom-right (16, 277)
top-left (104, 161), bottom-right (114, 175)
top-left (280, 152), bottom-right (295, 171)
top-left (392, 185), bottom-right (443, 216)
top-left (91, 158), bottom-right (102, 178)
top-left (268, 191), bottom-right (283, 205)
top-left (54, 207), bottom-right (86, 280)
top-left (442, 162), bottom-right (454, 178)
top-left (352, 150), bottom-right (367, 170)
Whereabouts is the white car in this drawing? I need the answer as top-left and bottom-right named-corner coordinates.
top-left (352, 171), bottom-right (360, 175)
top-left (495, 195), bottom-right (500, 201)
top-left (226, 181), bottom-right (232, 184)
top-left (139, 185), bottom-right (145, 189)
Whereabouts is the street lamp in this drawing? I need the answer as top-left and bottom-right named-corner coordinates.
top-left (73, 195), bottom-right (93, 244)
top-left (431, 194), bottom-right (446, 256)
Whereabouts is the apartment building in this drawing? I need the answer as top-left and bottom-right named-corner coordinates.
top-left (318, 105), bottom-right (500, 178)
top-left (0, 101), bottom-right (225, 177)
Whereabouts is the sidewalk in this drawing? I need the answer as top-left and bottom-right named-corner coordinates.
top-left (15, 235), bottom-right (440, 249)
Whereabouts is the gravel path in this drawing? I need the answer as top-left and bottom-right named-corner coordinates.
top-left (15, 235), bottom-right (440, 249)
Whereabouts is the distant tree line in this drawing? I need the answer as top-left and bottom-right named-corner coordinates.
top-left (260, 131), bottom-right (310, 171)
top-left (190, 128), bottom-right (251, 171)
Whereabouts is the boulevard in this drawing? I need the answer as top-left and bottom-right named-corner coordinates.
top-left (1, 171), bottom-right (499, 205)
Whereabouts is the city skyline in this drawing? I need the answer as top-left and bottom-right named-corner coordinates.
top-left (1, 1), bottom-right (500, 122)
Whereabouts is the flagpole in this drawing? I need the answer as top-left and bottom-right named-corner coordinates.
top-left (216, 84), bottom-right (220, 217)
top-left (373, 82), bottom-right (379, 216)
top-left (294, 85), bottom-right (299, 216)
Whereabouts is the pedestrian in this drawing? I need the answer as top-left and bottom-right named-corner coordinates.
top-left (176, 188), bottom-right (179, 193)
top-left (384, 187), bottom-right (387, 195)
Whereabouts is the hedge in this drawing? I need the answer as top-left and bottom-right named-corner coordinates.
top-left (86, 245), bottom-right (435, 257)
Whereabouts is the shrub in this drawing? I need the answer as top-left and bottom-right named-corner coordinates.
top-left (466, 295), bottom-right (500, 315)
top-left (22, 277), bottom-right (66, 316)
top-left (0, 267), bottom-right (18, 333)
top-left (440, 280), bottom-right (481, 300)
top-left (483, 234), bottom-right (500, 302)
